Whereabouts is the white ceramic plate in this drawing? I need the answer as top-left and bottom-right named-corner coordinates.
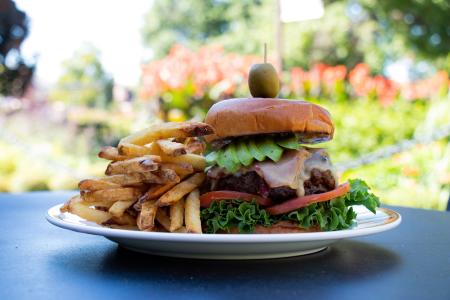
top-left (47, 204), bottom-right (401, 259)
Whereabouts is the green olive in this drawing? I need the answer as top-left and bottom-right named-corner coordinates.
top-left (248, 63), bottom-right (280, 98)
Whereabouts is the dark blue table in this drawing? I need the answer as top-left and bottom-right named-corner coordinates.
top-left (1, 191), bottom-right (449, 300)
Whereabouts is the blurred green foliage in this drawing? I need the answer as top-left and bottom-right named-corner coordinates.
top-left (357, 0), bottom-right (450, 63)
top-left (49, 45), bottom-right (114, 108)
top-left (143, 0), bottom-right (450, 73)
top-left (320, 99), bottom-right (429, 162)
top-left (284, 1), bottom-right (384, 72)
top-left (142, 0), bottom-right (272, 59)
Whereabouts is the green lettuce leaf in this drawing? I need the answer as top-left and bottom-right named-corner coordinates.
top-left (282, 198), bottom-right (357, 231)
top-left (343, 179), bottom-right (381, 213)
top-left (200, 179), bottom-right (380, 233)
top-left (201, 199), bottom-right (273, 233)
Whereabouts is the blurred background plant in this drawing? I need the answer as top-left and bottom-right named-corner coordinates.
top-left (1, 0), bottom-right (449, 210)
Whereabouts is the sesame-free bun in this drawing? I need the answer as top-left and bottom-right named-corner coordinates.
top-left (204, 98), bottom-right (334, 143)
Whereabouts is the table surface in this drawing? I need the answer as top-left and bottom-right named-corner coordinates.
top-left (1, 191), bottom-right (449, 300)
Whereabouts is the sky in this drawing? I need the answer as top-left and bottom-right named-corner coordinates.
top-left (15, 0), bottom-right (154, 87)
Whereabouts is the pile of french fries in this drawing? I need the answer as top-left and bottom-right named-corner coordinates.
top-left (60, 122), bottom-right (213, 233)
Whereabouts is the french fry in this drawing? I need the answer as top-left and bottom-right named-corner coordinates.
top-left (184, 137), bottom-right (205, 154)
top-left (159, 153), bottom-right (206, 171)
top-left (108, 200), bottom-right (135, 217)
top-left (139, 171), bottom-right (190, 202)
top-left (158, 173), bottom-right (205, 206)
top-left (161, 163), bottom-right (194, 177)
top-left (103, 213), bottom-right (137, 226)
top-left (156, 139), bottom-right (187, 157)
top-left (106, 169), bottom-right (178, 185)
top-left (119, 122), bottom-right (214, 146)
top-left (174, 226), bottom-right (187, 233)
top-left (78, 179), bottom-right (121, 191)
top-left (169, 198), bottom-right (185, 232)
top-left (118, 143), bottom-right (157, 157)
top-left (155, 208), bottom-right (171, 231)
top-left (85, 201), bottom-right (114, 209)
top-left (105, 156), bottom-right (160, 175)
top-left (137, 200), bottom-right (158, 231)
top-left (185, 189), bottom-right (202, 233)
top-left (152, 168), bottom-right (180, 183)
top-left (98, 146), bottom-right (129, 161)
top-left (65, 196), bottom-right (112, 224)
top-left (66, 121), bottom-right (215, 232)
top-left (82, 187), bottom-right (142, 203)
top-left (100, 173), bottom-right (161, 186)
top-left (101, 174), bottom-right (146, 186)
top-left (140, 182), bottom-right (178, 202)
top-left (60, 199), bottom-right (71, 213)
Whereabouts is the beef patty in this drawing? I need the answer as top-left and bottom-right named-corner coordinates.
top-left (207, 169), bottom-right (336, 202)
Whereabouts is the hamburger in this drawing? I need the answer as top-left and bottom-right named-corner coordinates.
top-left (199, 98), bottom-right (380, 233)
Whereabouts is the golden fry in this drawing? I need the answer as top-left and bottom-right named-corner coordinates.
top-left (100, 173), bottom-right (162, 186)
top-left (158, 173), bottom-right (205, 206)
top-left (101, 174), bottom-right (146, 186)
top-left (137, 200), bottom-right (158, 231)
top-left (152, 168), bottom-right (180, 183)
top-left (105, 155), bottom-right (160, 175)
top-left (82, 187), bottom-right (142, 203)
top-left (78, 179), bottom-right (121, 191)
top-left (118, 143), bottom-right (156, 157)
top-left (185, 189), bottom-right (202, 233)
top-left (184, 137), bottom-right (205, 154)
top-left (156, 139), bottom-right (187, 157)
top-left (159, 153), bottom-right (206, 171)
top-left (103, 213), bottom-right (137, 226)
top-left (98, 146), bottom-right (129, 161)
top-left (161, 163), bottom-right (194, 177)
top-left (139, 172), bottom-right (190, 201)
top-left (60, 199), bottom-right (71, 213)
top-left (108, 200), bottom-right (135, 217)
top-left (141, 182), bottom-right (178, 201)
top-left (155, 208), bottom-right (171, 231)
top-left (169, 198), bottom-right (185, 232)
top-left (84, 201), bottom-right (113, 209)
top-left (174, 226), bottom-right (187, 233)
top-left (65, 196), bottom-right (112, 224)
top-left (119, 122), bottom-right (214, 146)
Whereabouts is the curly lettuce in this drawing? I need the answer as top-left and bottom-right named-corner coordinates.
top-left (201, 199), bottom-right (273, 233)
top-left (200, 179), bottom-right (381, 233)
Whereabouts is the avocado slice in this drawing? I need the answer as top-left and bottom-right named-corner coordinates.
top-left (226, 143), bottom-right (241, 164)
top-left (236, 141), bottom-right (254, 166)
top-left (218, 147), bottom-right (239, 173)
top-left (276, 135), bottom-right (300, 150)
top-left (257, 138), bottom-right (283, 161)
top-left (205, 151), bottom-right (219, 166)
top-left (248, 139), bottom-right (266, 161)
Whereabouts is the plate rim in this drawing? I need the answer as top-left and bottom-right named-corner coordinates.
top-left (46, 204), bottom-right (401, 243)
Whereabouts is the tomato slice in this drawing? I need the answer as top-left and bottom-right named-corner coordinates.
top-left (200, 191), bottom-right (274, 208)
top-left (266, 182), bottom-right (351, 215)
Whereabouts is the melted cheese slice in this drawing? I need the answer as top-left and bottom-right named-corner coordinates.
top-left (254, 148), bottom-right (338, 196)
top-left (253, 149), bottom-right (311, 190)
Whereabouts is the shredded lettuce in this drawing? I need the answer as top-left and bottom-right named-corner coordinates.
top-left (200, 179), bottom-right (380, 233)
